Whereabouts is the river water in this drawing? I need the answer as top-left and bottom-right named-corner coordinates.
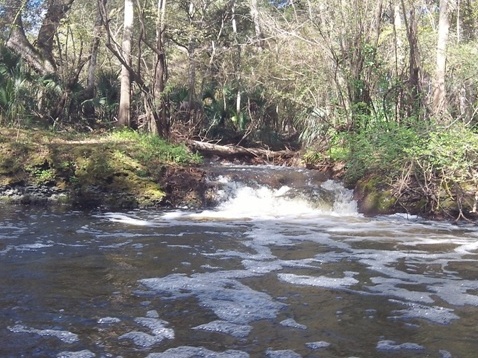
top-left (1, 165), bottom-right (478, 358)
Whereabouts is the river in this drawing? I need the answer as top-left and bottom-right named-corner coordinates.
top-left (1, 165), bottom-right (478, 357)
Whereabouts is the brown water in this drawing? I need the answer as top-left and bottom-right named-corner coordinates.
top-left (1, 169), bottom-right (478, 358)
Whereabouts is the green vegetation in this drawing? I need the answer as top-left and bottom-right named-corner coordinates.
top-left (0, 128), bottom-right (203, 208)
top-left (343, 121), bottom-right (422, 185)
top-left (403, 124), bottom-right (478, 218)
top-left (107, 129), bottom-right (201, 165)
top-left (1, 0), bottom-right (478, 218)
top-left (319, 119), bottom-right (478, 219)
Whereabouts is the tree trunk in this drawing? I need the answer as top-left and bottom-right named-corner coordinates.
top-left (392, 3), bottom-right (404, 122)
top-left (187, 41), bottom-right (196, 119)
top-left (401, 0), bottom-right (421, 119)
top-left (185, 1), bottom-right (198, 126)
top-left (456, 0), bottom-right (461, 43)
top-left (36, 0), bottom-right (75, 70)
top-left (250, 0), bottom-right (264, 48)
top-left (83, 0), bottom-right (105, 123)
top-left (118, 0), bottom-right (134, 127)
top-left (432, 0), bottom-right (450, 117)
top-left (4, 0), bottom-right (66, 75)
top-left (153, 0), bottom-right (169, 137)
top-left (86, 2), bottom-right (104, 93)
top-left (188, 140), bottom-right (296, 163)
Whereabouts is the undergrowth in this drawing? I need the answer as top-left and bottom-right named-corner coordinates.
top-left (306, 118), bottom-right (478, 218)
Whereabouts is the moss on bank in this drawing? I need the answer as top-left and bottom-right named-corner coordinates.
top-left (0, 128), bottom-right (205, 209)
top-left (353, 176), bottom-right (398, 216)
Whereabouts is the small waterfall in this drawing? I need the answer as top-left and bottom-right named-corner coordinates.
top-left (201, 164), bottom-right (358, 219)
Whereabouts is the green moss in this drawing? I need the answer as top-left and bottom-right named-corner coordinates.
top-left (355, 176), bottom-right (397, 215)
top-left (0, 127), bottom-right (202, 209)
top-left (361, 190), bottom-right (396, 213)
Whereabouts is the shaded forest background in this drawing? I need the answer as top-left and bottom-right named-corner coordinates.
top-left (2, 0), bottom-right (478, 218)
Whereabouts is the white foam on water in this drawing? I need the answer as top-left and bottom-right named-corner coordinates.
top-left (266, 349), bottom-right (302, 358)
top-left (0, 244), bottom-right (13, 255)
top-left (167, 244), bottom-right (193, 249)
top-left (140, 272), bottom-right (285, 325)
top-left (279, 318), bottom-right (307, 330)
top-left (135, 317), bottom-right (175, 338)
top-left (258, 221), bottom-right (473, 326)
top-left (147, 310), bottom-right (160, 318)
top-left (99, 240), bottom-right (132, 249)
top-left (119, 316), bottom-right (174, 348)
top-left (57, 350), bottom-right (95, 358)
top-left (97, 316), bottom-right (121, 324)
top-left (101, 212), bottom-right (162, 227)
top-left (192, 320), bottom-right (252, 338)
top-left (348, 243), bottom-right (478, 310)
top-left (364, 308), bottom-right (377, 318)
top-left (8, 324), bottom-right (79, 343)
top-left (241, 259), bottom-right (284, 274)
top-left (136, 198), bottom-right (478, 339)
top-left (321, 180), bottom-right (358, 215)
top-left (15, 243), bottom-right (54, 251)
top-left (176, 178), bottom-right (359, 221)
top-left (453, 240), bottom-right (478, 255)
top-left (439, 349), bottom-right (453, 358)
top-left (119, 331), bottom-right (167, 347)
top-left (195, 185), bottom-right (318, 220)
top-left (201, 264), bottom-right (221, 270)
top-left (368, 276), bottom-right (435, 304)
top-left (160, 211), bottom-right (189, 220)
top-left (239, 251), bottom-right (304, 277)
top-left (147, 346), bottom-right (250, 358)
top-left (102, 177), bottom-right (359, 228)
top-left (385, 212), bottom-right (420, 220)
top-left (376, 340), bottom-right (425, 352)
top-left (243, 221), bottom-right (349, 252)
top-left (278, 272), bottom-right (359, 290)
top-left (428, 281), bottom-right (478, 306)
top-left (388, 300), bottom-right (459, 325)
top-left (305, 341), bottom-right (331, 349)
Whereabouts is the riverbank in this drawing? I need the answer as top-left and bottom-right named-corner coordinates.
top-left (0, 128), bottom-right (208, 209)
top-left (1, 127), bottom-right (476, 221)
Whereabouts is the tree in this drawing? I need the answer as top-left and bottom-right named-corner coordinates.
top-left (400, 0), bottom-right (422, 119)
top-left (250, 0), bottom-right (264, 48)
top-left (432, 0), bottom-right (451, 117)
top-left (118, 0), bottom-right (134, 127)
top-left (153, 0), bottom-right (169, 137)
top-left (83, 0), bottom-right (106, 123)
top-left (4, 0), bottom-right (75, 75)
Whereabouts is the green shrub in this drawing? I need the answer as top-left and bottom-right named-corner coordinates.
top-left (403, 123), bottom-right (478, 215)
top-left (406, 124), bottom-right (478, 183)
top-left (344, 120), bottom-right (421, 184)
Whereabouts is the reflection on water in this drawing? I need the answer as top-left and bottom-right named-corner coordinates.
top-left (1, 175), bottom-right (478, 357)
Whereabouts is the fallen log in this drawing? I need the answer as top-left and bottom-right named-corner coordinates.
top-left (187, 140), bottom-right (297, 164)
